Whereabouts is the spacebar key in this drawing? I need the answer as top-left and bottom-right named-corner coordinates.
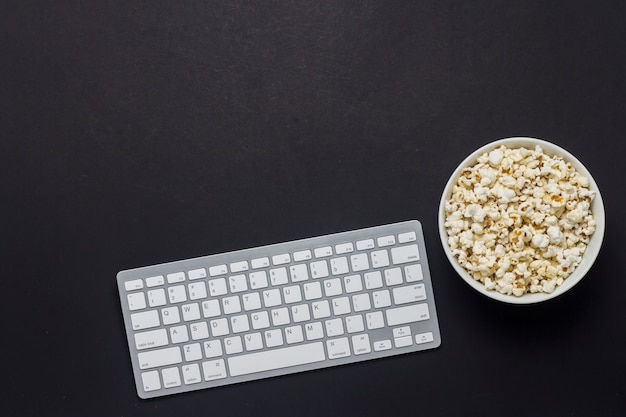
top-left (228, 342), bottom-right (326, 377)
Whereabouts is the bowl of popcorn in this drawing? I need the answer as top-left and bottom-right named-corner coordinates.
top-left (439, 137), bottom-right (605, 304)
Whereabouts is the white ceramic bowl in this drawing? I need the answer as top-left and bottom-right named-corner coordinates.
top-left (438, 137), bottom-right (605, 304)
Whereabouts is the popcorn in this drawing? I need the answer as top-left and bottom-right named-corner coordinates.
top-left (444, 144), bottom-right (596, 297)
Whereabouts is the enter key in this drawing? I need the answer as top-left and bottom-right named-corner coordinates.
top-left (392, 283), bottom-right (426, 305)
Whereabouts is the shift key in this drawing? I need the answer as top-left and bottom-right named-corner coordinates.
top-left (386, 303), bottom-right (430, 326)
top-left (138, 347), bottom-right (182, 369)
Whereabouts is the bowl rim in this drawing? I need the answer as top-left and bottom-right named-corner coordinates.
top-left (438, 136), bottom-right (606, 304)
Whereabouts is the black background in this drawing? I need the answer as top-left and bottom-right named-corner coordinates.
top-left (3, 1), bottom-right (626, 416)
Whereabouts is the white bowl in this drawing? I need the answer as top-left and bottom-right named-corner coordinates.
top-left (438, 137), bottom-right (605, 304)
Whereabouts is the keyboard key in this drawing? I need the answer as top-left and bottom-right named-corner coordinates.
top-left (356, 239), bottom-right (375, 250)
top-left (145, 275), bottom-right (164, 287)
top-left (370, 250), bottom-right (390, 268)
top-left (343, 275), bottom-right (363, 293)
top-left (327, 337), bottom-right (350, 359)
top-left (203, 340), bottom-right (223, 358)
top-left (249, 271), bottom-right (269, 289)
top-left (283, 285), bottom-right (302, 304)
top-left (303, 281), bottom-right (323, 300)
top-left (289, 264), bottom-right (309, 282)
top-left (242, 292), bottom-right (262, 311)
top-left (188, 282), bottom-right (207, 300)
top-left (384, 268), bottom-right (403, 286)
top-left (222, 296), bottom-right (241, 314)
top-left (224, 336), bottom-right (243, 354)
top-left (350, 253), bottom-right (369, 272)
top-left (147, 289), bottom-right (166, 307)
top-left (141, 371), bottom-right (161, 391)
top-left (231, 315), bottom-right (251, 334)
top-left (125, 279), bottom-right (143, 291)
top-left (373, 339), bottom-right (392, 351)
top-left (404, 264), bottom-right (423, 282)
top-left (392, 284), bottom-right (426, 305)
top-left (161, 367), bottom-right (181, 388)
top-left (182, 363), bottom-right (202, 385)
top-left (188, 268), bottom-right (207, 280)
top-left (251, 311), bottom-right (270, 329)
top-left (392, 326), bottom-right (411, 339)
top-left (183, 343), bottom-right (202, 362)
top-left (330, 257), bottom-right (349, 275)
top-left (285, 325), bottom-right (304, 344)
top-left (391, 244), bottom-right (420, 264)
top-left (162, 307), bottom-right (181, 325)
top-left (415, 332), bottom-right (435, 344)
top-left (394, 335), bottom-right (413, 348)
top-left (314, 246), bottom-right (333, 258)
top-left (169, 325), bottom-right (189, 343)
top-left (229, 275), bottom-right (248, 293)
top-left (244, 333), bottom-right (263, 351)
top-left (377, 235), bottom-right (396, 247)
top-left (168, 285), bottom-right (187, 304)
top-left (310, 260), bottom-right (329, 278)
top-left (127, 292), bottom-right (147, 310)
top-left (129, 326), bottom-right (159, 351)
top-left (190, 321), bottom-right (210, 340)
top-left (364, 271), bottom-right (383, 289)
top-left (138, 347), bottom-right (182, 369)
top-left (325, 318), bottom-right (344, 337)
top-left (182, 303), bottom-right (201, 321)
top-left (335, 242), bottom-right (354, 254)
top-left (230, 261), bottom-right (249, 273)
top-left (208, 278), bottom-right (227, 296)
top-left (167, 272), bottom-right (185, 284)
top-left (202, 359), bottom-right (227, 381)
top-left (272, 253), bottom-right (291, 265)
top-left (269, 268), bottom-right (288, 286)
top-left (293, 250), bottom-right (312, 262)
top-left (228, 342), bottom-right (326, 376)
top-left (398, 231), bottom-right (417, 243)
top-left (331, 297), bottom-right (351, 315)
top-left (271, 307), bottom-right (290, 326)
top-left (366, 311), bottom-right (384, 330)
top-left (201, 299), bottom-right (220, 318)
top-left (251, 257), bottom-right (270, 269)
top-left (345, 314), bottom-right (364, 333)
top-left (131, 310), bottom-right (160, 330)
top-left (209, 318), bottom-right (229, 337)
top-left (372, 290), bottom-right (391, 308)
top-left (264, 329), bottom-right (284, 347)
top-left (351, 334), bottom-right (371, 355)
top-left (291, 304), bottom-right (311, 322)
top-left (262, 289), bottom-right (281, 307)
top-left (385, 303), bottom-right (430, 326)
top-left (312, 300), bottom-right (331, 319)
top-left (323, 278), bottom-right (342, 297)
top-left (352, 293), bottom-right (371, 312)
top-left (305, 322), bottom-right (324, 340)
top-left (209, 264), bottom-right (227, 276)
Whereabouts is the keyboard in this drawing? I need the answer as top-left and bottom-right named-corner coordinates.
top-left (117, 220), bottom-right (441, 398)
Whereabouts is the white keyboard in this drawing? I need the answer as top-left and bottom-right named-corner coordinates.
top-left (117, 220), bottom-right (441, 398)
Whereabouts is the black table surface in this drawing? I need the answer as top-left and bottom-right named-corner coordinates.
top-left (3, 1), bottom-right (625, 416)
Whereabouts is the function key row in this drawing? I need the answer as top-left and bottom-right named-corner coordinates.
top-left (124, 232), bottom-right (418, 292)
